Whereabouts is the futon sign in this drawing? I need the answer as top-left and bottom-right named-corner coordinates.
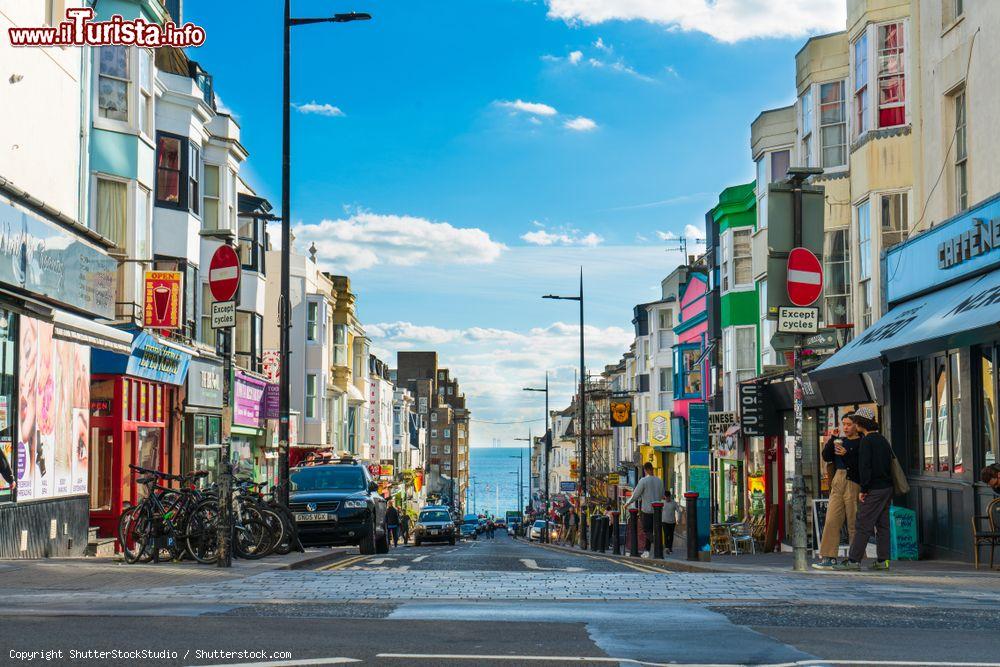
top-left (739, 383), bottom-right (764, 437)
top-left (938, 217), bottom-right (1000, 269)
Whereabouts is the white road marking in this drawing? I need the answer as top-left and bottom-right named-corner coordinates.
top-left (412, 555), bottom-right (428, 562)
top-left (519, 558), bottom-right (585, 573)
top-left (196, 658), bottom-right (360, 667)
top-left (366, 557), bottom-right (396, 565)
top-left (349, 565), bottom-right (410, 572)
top-left (376, 656), bottom-right (1000, 667)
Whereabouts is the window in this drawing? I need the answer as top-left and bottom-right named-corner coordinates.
top-left (155, 132), bottom-right (186, 208)
top-left (135, 185), bottom-right (150, 261)
top-left (859, 280), bottom-right (873, 329)
top-left (228, 169), bottom-right (238, 232)
top-left (978, 346), bottom-right (997, 469)
top-left (235, 311), bottom-right (263, 372)
top-left (733, 229), bottom-right (752, 287)
top-left (97, 46), bottom-right (129, 122)
top-left (153, 257), bottom-right (197, 338)
top-left (203, 164), bottom-right (221, 230)
top-left (191, 415), bottom-right (222, 486)
top-left (853, 33), bottom-right (869, 137)
top-left (944, 0), bottom-right (964, 26)
top-left (658, 329), bottom-right (671, 351)
top-left (756, 156), bottom-right (766, 196)
top-left (800, 87), bottom-right (813, 166)
top-left (823, 228), bottom-right (852, 325)
top-left (188, 143), bottom-right (201, 216)
top-left (431, 429), bottom-right (438, 439)
top-left (447, 387), bottom-right (454, 395)
top-left (137, 49), bottom-right (153, 137)
top-left (444, 430), bottom-right (451, 440)
top-left (333, 325), bottom-right (347, 365)
top-left (658, 309), bottom-right (673, 330)
top-left (431, 445), bottom-right (438, 455)
top-left (819, 81), bottom-right (847, 168)
top-left (200, 282), bottom-right (216, 348)
top-left (239, 215), bottom-right (266, 273)
top-left (431, 412), bottom-right (438, 422)
top-left (306, 301), bottom-right (319, 341)
top-left (877, 22), bottom-right (906, 128)
top-left (658, 368), bottom-right (673, 410)
top-left (675, 346), bottom-right (702, 399)
top-left (306, 374), bottom-right (317, 419)
top-left (95, 176), bottom-right (128, 248)
top-left (0, 311), bottom-right (16, 504)
top-left (736, 327), bottom-right (756, 385)
top-left (857, 200), bottom-right (871, 281)
top-left (954, 89), bottom-right (968, 212)
top-left (771, 150), bottom-right (790, 184)
top-left (914, 354), bottom-right (962, 475)
top-left (880, 192), bottom-right (908, 250)
top-left (759, 279), bottom-right (776, 368)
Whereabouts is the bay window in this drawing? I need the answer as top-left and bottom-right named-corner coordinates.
top-left (876, 22), bottom-right (906, 128)
top-left (819, 81), bottom-right (847, 168)
top-left (306, 374), bottom-right (317, 420)
top-left (97, 46), bottom-right (129, 122)
top-left (800, 87), bottom-right (813, 167)
top-left (880, 192), bottom-right (909, 250)
top-left (823, 228), bottom-right (852, 326)
top-left (202, 164), bottom-right (221, 230)
top-left (853, 32), bottom-right (869, 138)
top-left (155, 132), bottom-right (186, 208)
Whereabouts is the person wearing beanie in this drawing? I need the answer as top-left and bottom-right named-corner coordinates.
top-left (835, 406), bottom-right (894, 571)
top-left (812, 414), bottom-right (862, 569)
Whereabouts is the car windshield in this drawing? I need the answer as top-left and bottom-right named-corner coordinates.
top-left (420, 510), bottom-right (451, 523)
top-left (290, 466), bottom-right (366, 492)
top-left (533, 520), bottom-right (546, 528)
top-left (463, 515), bottom-right (478, 523)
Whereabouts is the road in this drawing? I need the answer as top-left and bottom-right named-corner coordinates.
top-left (3, 532), bottom-right (1000, 666)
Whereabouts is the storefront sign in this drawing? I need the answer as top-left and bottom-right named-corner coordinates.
top-left (609, 398), bottom-right (633, 428)
top-left (607, 473), bottom-right (620, 485)
top-left (379, 462), bottom-right (394, 478)
top-left (233, 372), bottom-right (270, 429)
top-left (0, 197), bottom-right (117, 319)
top-left (707, 411), bottom-right (737, 437)
top-left (125, 331), bottom-right (190, 385)
top-left (739, 383), bottom-right (764, 436)
top-left (143, 271), bottom-right (183, 329)
top-left (560, 481), bottom-right (577, 492)
top-left (648, 410), bottom-right (671, 447)
top-left (688, 403), bottom-right (709, 452)
top-left (263, 383), bottom-right (280, 419)
top-left (937, 216), bottom-right (1000, 269)
top-left (186, 358), bottom-right (223, 409)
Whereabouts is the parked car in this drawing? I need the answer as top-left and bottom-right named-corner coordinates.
top-left (528, 519), bottom-right (560, 542)
top-left (289, 458), bottom-right (388, 555)
top-left (460, 513), bottom-right (479, 540)
top-left (414, 507), bottom-right (457, 546)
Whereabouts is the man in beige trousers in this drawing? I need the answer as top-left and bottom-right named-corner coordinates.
top-left (812, 414), bottom-right (862, 569)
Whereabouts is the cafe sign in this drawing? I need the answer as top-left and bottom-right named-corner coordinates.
top-left (938, 216), bottom-right (1000, 269)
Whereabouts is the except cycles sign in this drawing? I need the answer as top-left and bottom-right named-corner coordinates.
top-left (209, 245), bottom-right (240, 329)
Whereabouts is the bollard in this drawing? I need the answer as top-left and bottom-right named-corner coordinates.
top-left (589, 514), bottom-right (599, 551)
top-left (651, 501), bottom-right (664, 559)
top-left (611, 511), bottom-right (621, 555)
top-left (592, 516), bottom-right (603, 552)
top-left (598, 516), bottom-right (608, 552)
top-left (684, 491), bottom-right (699, 562)
top-left (628, 508), bottom-right (640, 557)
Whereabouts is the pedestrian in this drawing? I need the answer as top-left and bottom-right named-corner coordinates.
top-left (834, 407), bottom-right (894, 571)
top-left (660, 491), bottom-right (679, 554)
top-left (566, 509), bottom-right (578, 546)
top-left (400, 510), bottom-right (411, 544)
top-left (624, 462), bottom-right (665, 558)
top-left (813, 415), bottom-right (863, 569)
top-left (385, 501), bottom-right (400, 548)
top-left (982, 463), bottom-right (1000, 494)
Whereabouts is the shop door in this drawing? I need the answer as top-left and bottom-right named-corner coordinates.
top-left (88, 428), bottom-right (114, 511)
top-left (135, 428), bottom-right (161, 498)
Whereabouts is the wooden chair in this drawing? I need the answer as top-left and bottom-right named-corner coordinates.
top-left (972, 498), bottom-right (1000, 570)
top-left (710, 524), bottom-right (731, 554)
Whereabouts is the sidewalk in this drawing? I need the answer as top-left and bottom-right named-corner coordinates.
top-left (1, 546), bottom-right (355, 594)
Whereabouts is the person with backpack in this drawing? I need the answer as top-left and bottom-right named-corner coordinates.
top-left (835, 407), bottom-right (895, 571)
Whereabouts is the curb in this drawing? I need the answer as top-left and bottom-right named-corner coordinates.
top-left (279, 548), bottom-right (356, 571)
top-left (534, 540), bottom-right (724, 574)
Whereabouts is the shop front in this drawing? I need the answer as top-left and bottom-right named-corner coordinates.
top-left (185, 357), bottom-right (224, 485)
top-left (815, 194), bottom-right (1000, 560)
top-left (0, 192), bottom-right (125, 558)
top-left (89, 331), bottom-right (192, 539)
top-left (231, 370), bottom-right (279, 485)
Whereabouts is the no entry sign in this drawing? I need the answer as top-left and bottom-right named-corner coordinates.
top-left (209, 245), bottom-right (241, 303)
top-left (786, 247), bottom-right (823, 306)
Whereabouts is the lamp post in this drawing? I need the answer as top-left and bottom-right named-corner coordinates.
top-left (543, 269), bottom-right (588, 548)
top-left (523, 374), bottom-right (550, 541)
top-left (278, 3), bottom-right (372, 504)
top-left (508, 446), bottom-right (525, 524)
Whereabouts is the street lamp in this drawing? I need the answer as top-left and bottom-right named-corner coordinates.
top-left (278, 4), bottom-right (372, 505)
top-left (508, 448), bottom-right (525, 524)
top-left (524, 375), bottom-right (551, 542)
top-left (542, 268), bottom-right (588, 548)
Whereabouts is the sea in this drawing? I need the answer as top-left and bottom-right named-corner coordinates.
top-left (467, 447), bottom-right (531, 518)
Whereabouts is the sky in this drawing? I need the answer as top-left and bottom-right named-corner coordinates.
top-left (185, 0), bottom-right (846, 447)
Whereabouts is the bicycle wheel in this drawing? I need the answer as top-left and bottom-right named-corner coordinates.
top-left (119, 504), bottom-right (153, 564)
top-left (233, 517), bottom-right (272, 560)
top-left (184, 499), bottom-right (221, 564)
top-left (256, 508), bottom-right (286, 556)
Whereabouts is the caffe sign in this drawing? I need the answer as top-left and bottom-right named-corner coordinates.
top-left (938, 217), bottom-right (1000, 269)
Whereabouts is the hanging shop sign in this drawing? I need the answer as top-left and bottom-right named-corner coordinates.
top-left (262, 349), bottom-right (280, 382)
top-left (688, 403), bottom-right (709, 453)
top-left (648, 410), bottom-right (671, 447)
top-left (609, 398), bottom-right (633, 428)
top-left (186, 358), bottom-right (223, 409)
top-left (125, 331), bottom-right (190, 385)
top-left (707, 411), bottom-right (737, 437)
top-left (143, 270), bottom-right (183, 329)
top-left (560, 481), bottom-right (577, 493)
top-left (739, 383), bottom-right (764, 437)
top-left (607, 473), bottom-right (620, 485)
top-left (233, 371), bottom-right (270, 429)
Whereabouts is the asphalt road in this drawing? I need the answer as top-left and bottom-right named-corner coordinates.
top-left (2, 532), bottom-right (999, 667)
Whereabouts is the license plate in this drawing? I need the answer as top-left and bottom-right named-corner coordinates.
top-left (430, 529), bottom-right (439, 535)
top-left (295, 512), bottom-right (331, 522)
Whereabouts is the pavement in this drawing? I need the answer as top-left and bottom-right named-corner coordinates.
top-left (1, 532), bottom-right (999, 666)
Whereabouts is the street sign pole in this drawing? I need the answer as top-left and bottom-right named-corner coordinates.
top-left (790, 172), bottom-right (809, 573)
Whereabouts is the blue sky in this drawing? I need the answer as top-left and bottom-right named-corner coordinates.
top-left (186, 0), bottom-right (844, 445)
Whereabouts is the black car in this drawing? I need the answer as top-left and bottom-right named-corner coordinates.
top-left (289, 460), bottom-right (389, 554)
top-left (413, 507), bottom-right (456, 546)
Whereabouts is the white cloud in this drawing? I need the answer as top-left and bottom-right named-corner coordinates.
top-left (684, 223), bottom-right (705, 240)
top-left (664, 65), bottom-right (680, 78)
top-left (521, 226), bottom-right (604, 247)
top-left (293, 210), bottom-right (506, 272)
top-left (496, 99), bottom-right (558, 116)
top-left (656, 230), bottom-right (677, 241)
top-left (594, 37), bottom-right (612, 52)
top-left (293, 101), bottom-right (345, 117)
top-left (564, 116), bottom-right (598, 132)
top-left (568, 50), bottom-right (583, 64)
top-left (544, 0), bottom-right (846, 43)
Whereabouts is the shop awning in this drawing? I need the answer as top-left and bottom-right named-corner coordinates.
top-left (52, 310), bottom-right (133, 354)
top-left (346, 382), bottom-right (365, 404)
top-left (813, 270), bottom-right (1000, 380)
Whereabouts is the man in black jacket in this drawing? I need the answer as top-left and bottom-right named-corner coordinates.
top-left (835, 407), bottom-right (894, 571)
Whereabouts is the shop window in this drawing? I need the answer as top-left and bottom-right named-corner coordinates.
top-left (0, 313), bottom-right (16, 503)
top-left (192, 414), bottom-right (222, 486)
top-left (979, 347), bottom-right (998, 468)
top-left (824, 228), bottom-right (852, 325)
top-left (915, 354), bottom-right (962, 475)
top-left (155, 132), bottom-right (187, 209)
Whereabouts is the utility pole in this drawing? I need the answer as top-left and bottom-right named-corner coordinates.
top-left (789, 168), bottom-right (811, 573)
top-left (523, 373), bottom-right (551, 541)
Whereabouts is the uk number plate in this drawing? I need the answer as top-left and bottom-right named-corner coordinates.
top-left (295, 512), bottom-right (331, 522)
top-left (430, 529), bottom-right (439, 535)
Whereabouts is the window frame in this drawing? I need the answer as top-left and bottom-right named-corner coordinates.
top-left (305, 374), bottom-right (317, 420)
top-left (853, 31), bottom-right (870, 139)
top-left (818, 79), bottom-right (848, 169)
top-left (875, 21), bottom-right (907, 129)
top-left (155, 131), bottom-right (189, 210)
top-left (234, 310), bottom-right (264, 373)
top-left (954, 87), bottom-right (968, 213)
top-left (95, 45), bottom-right (131, 129)
top-left (879, 191), bottom-right (910, 251)
top-left (306, 300), bottom-right (319, 342)
top-left (823, 227), bottom-right (852, 326)
top-left (202, 163), bottom-right (222, 231)
top-left (238, 214), bottom-right (267, 274)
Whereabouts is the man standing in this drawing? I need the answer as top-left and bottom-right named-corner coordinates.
top-left (813, 415), bottom-right (862, 569)
top-left (835, 407), bottom-right (894, 571)
top-left (385, 501), bottom-right (400, 548)
top-left (661, 491), bottom-right (679, 554)
top-left (400, 509), bottom-right (411, 544)
top-left (624, 462), bottom-right (665, 558)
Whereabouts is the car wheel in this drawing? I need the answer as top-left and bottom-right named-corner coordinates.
top-left (449, 536), bottom-right (456, 545)
top-left (359, 517), bottom-right (376, 555)
top-left (376, 527), bottom-right (390, 554)
top-left (414, 538), bottom-right (422, 547)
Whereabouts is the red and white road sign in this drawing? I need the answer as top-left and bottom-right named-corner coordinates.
top-left (786, 247), bottom-right (823, 306)
top-left (209, 245), bottom-right (241, 302)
